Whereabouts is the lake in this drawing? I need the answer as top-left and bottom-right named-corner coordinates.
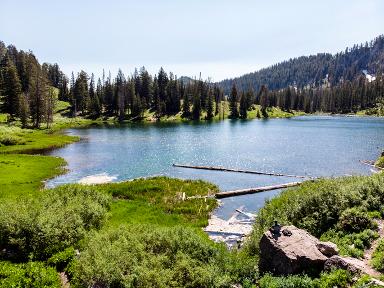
top-left (46, 116), bottom-right (384, 219)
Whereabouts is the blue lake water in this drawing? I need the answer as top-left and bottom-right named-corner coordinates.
top-left (46, 116), bottom-right (384, 219)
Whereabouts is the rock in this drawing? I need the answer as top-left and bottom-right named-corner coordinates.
top-left (259, 225), bottom-right (328, 275)
top-left (316, 241), bottom-right (339, 257)
top-left (324, 255), bottom-right (365, 274)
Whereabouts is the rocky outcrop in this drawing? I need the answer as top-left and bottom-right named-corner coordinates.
top-left (259, 225), bottom-right (338, 275)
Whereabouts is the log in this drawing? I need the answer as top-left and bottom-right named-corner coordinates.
top-left (215, 182), bottom-right (301, 198)
top-left (173, 163), bottom-right (312, 179)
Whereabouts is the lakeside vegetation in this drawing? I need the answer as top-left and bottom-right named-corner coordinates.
top-left (1, 35), bottom-right (384, 286)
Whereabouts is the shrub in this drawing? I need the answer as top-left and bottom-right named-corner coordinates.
top-left (337, 208), bottom-right (375, 233)
top-left (314, 269), bottom-right (352, 288)
top-left (71, 225), bottom-right (236, 287)
top-left (258, 273), bottom-right (314, 288)
top-left (47, 247), bottom-right (76, 271)
top-left (0, 261), bottom-right (61, 288)
top-left (0, 185), bottom-right (111, 261)
top-left (376, 156), bottom-right (384, 169)
top-left (0, 134), bottom-right (26, 146)
top-left (371, 239), bottom-right (384, 271)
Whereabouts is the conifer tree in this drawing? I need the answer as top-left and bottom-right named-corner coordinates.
top-left (206, 89), bottom-right (214, 120)
top-left (18, 93), bottom-right (30, 127)
top-left (182, 91), bottom-right (190, 118)
top-left (1, 56), bottom-right (22, 119)
top-left (192, 92), bottom-right (201, 120)
top-left (229, 83), bottom-right (239, 119)
top-left (239, 92), bottom-right (248, 119)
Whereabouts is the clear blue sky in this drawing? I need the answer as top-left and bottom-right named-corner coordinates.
top-left (1, 0), bottom-right (383, 81)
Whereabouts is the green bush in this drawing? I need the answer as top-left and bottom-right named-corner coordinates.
top-left (258, 270), bottom-right (352, 288)
top-left (47, 247), bottom-right (76, 271)
top-left (376, 156), bottom-right (384, 169)
top-left (0, 185), bottom-right (111, 260)
top-left (0, 134), bottom-right (26, 146)
top-left (71, 225), bottom-right (237, 288)
top-left (337, 208), bottom-right (375, 233)
top-left (314, 269), bottom-right (352, 288)
top-left (371, 239), bottom-right (384, 271)
top-left (0, 261), bottom-right (61, 288)
top-left (258, 273), bottom-right (314, 288)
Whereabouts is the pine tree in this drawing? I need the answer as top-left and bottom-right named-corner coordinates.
top-left (206, 89), bottom-right (214, 120)
top-left (182, 91), bottom-right (190, 118)
top-left (18, 93), bottom-right (30, 127)
top-left (116, 69), bottom-right (126, 121)
top-left (192, 92), bottom-right (201, 120)
top-left (1, 56), bottom-right (22, 119)
top-left (239, 92), bottom-right (248, 119)
top-left (229, 83), bottom-right (239, 119)
top-left (74, 71), bottom-right (89, 114)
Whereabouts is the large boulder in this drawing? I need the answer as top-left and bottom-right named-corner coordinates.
top-left (259, 225), bottom-right (337, 275)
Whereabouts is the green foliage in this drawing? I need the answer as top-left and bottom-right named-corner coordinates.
top-left (246, 173), bottom-right (384, 257)
top-left (321, 229), bottom-right (378, 258)
top-left (47, 247), bottom-right (76, 271)
top-left (371, 239), bottom-right (384, 271)
top-left (0, 185), bottom-right (111, 260)
top-left (259, 273), bottom-right (314, 288)
top-left (314, 269), bottom-right (352, 288)
top-left (98, 177), bottom-right (218, 227)
top-left (375, 156), bottom-right (384, 169)
top-left (0, 261), bottom-right (61, 288)
top-left (337, 207), bottom-right (376, 233)
top-left (258, 270), bottom-right (352, 288)
top-left (0, 133), bottom-right (26, 146)
top-left (71, 226), bottom-right (236, 288)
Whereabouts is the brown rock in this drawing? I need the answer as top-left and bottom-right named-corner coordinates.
top-left (259, 225), bottom-right (328, 275)
top-left (324, 255), bottom-right (365, 274)
top-left (316, 241), bottom-right (339, 257)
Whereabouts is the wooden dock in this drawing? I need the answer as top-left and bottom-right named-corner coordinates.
top-left (173, 163), bottom-right (312, 179)
top-left (215, 182), bottom-right (301, 199)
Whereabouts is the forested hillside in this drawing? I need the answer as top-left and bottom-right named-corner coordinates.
top-left (1, 35), bottom-right (384, 127)
top-left (219, 35), bottom-right (384, 93)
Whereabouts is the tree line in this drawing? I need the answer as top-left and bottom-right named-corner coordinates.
top-left (1, 36), bottom-right (384, 128)
top-left (0, 42), bottom-right (56, 128)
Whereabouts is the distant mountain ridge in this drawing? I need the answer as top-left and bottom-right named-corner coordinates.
top-left (218, 35), bottom-right (384, 93)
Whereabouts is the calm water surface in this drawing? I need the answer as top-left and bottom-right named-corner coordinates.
top-left (47, 116), bottom-right (384, 219)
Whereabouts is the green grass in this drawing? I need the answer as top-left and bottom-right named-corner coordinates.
top-left (0, 154), bottom-right (65, 199)
top-left (92, 177), bottom-right (219, 228)
top-left (0, 125), bottom-right (79, 154)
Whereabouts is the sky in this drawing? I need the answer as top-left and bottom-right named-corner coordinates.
top-left (1, 0), bottom-right (384, 81)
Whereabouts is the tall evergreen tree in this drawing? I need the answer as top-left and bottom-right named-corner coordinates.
top-left (206, 89), bottom-right (214, 120)
top-left (229, 83), bottom-right (239, 119)
top-left (1, 56), bottom-right (22, 119)
top-left (239, 92), bottom-right (248, 119)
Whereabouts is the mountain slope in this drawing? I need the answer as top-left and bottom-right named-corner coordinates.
top-left (218, 35), bottom-right (384, 93)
